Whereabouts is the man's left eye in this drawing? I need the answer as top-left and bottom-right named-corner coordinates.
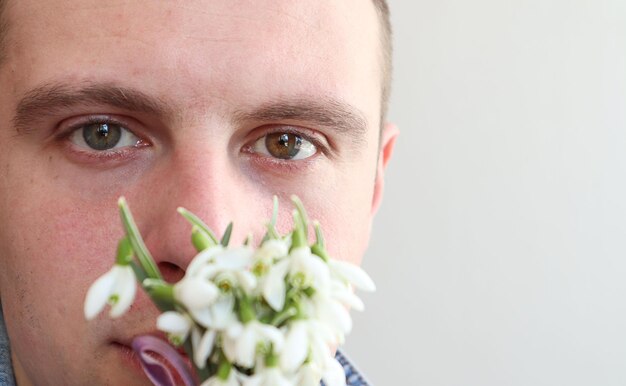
top-left (69, 122), bottom-right (141, 151)
top-left (252, 132), bottom-right (317, 160)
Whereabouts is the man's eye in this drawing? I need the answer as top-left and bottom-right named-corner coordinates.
top-left (69, 122), bottom-right (141, 151)
top-left (252, 132), bottom-right (317, 160)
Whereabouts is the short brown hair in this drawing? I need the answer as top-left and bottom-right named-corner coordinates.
top-left (372, 0), bottom-right (393, 122)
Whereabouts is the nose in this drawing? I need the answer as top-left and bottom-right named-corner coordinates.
top-left (127, 145), bottom-right (270, 283)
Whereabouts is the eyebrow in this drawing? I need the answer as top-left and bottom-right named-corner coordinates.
top-left (13, 82), bottom-right (169, 134)
top-left (13, 82), bottom-right (370, 146)
top-left (232, 97), bottom-right (369, 147)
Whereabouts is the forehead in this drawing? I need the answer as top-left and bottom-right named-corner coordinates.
top-left (1, 0), bottom-right (382, 126)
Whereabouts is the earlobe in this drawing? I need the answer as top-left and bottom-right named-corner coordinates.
top-left (371, 122), bottom-right (399, 215)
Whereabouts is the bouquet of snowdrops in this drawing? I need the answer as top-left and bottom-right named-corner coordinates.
top-left (84, 196), bottom-right (375, 386)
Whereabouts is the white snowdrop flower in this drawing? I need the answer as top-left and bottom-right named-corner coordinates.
top-left (190, 294), bottom-right (237, 330)
top-left (200, 370), bottom-right (240, 386)
top-left (191, 327), bottom-right (217, 369)
top-left (189, 297), bottom-right (238, 367)
top-left (280, 319), bottom-right (337, 373)
top-left (174, 275), bottom-right (220, 311)
top-left (157, 311), bottom-right (193, 344)
top-left (289, 247), bottom-right (331, 293)
top-left (243, 367), bottom-right (292, 386)
top-left (262, 246), bottom-right (331, 312)
top-left (185, 245), bottom-right (226, 276)
top-left (223, 321), bottom-right (285, 368)
top-left (254, 238), bottom-right (290, 264)
top-left (329, 281), bottom-right (365, 311)
top-left (304, 293), bottom-right (352, 346)
top-left (321, 357), bottom-right (347, 386)
top-left (261, 259), bottom-right (290, 312)
top-left (328, 259), bottom-right (376, 292)
top-left (84, 264), bottom-right (137, 320)
top-left (294, 362), bottom-right (323, 386)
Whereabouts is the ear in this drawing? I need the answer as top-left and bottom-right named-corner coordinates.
top-left (371, 122), bottom-right (399, 215)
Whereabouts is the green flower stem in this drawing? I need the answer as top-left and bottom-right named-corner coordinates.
top-left (177, 207), bottom-right (219, 246)
top-left (264, 351), bottom-right (279, 367)
top-left (191, 226), bottom-right (213, 252)
top-left (118, 197), bottom-right (162, 280)
top-left (115, 237), bottom-right (134, 265)
top-left (311, 244), bottom-right (330, 263)
top-left (270, 306), bottom-right (298, 326)
top-left (239, 296), bottom-right (256, 323)
top-left (291, 211), bottom-right (307, 250)
top-left (142, 279), bottom-right (175, 312)
top-left (290, 195), bottom-right (309, 230)
top-left (130, 261), bottom-right (148, 285)
top-left (217, 359), bottom-right (232, 380)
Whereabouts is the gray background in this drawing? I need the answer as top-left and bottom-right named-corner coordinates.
top-left (344, 0), bottom-right (626, 385)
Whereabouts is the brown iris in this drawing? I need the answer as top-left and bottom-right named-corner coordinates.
top-left (265, 132), bottom-right (303, 159)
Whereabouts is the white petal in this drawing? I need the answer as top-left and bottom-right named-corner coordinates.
top-left (256, 323), bottom-right (285, 352)
top-left (210, 296), bottom-right (236, 329)
top-left (213, 246), bottom-right (253, 271)
top-left (236, 270), bottom-right (258, 294)
top-left (194, 330), bottom-right (216, 369)
top-left (242, 374), bottom-right (263, 386)
top-left (259, 239), bottom-right (289, 258)
top-left (175, 277), bottom-right (219, 310)
top-left (236, 326), bottom-right (258, 368)
top-left (84, 267), bottom-right (116, 320)
top-left (267, 368), bottom-right (292, 386)
top-left (280, 322), bottom-right (309, 372)
top-left (322, 358), bottom-right (347, 386)
top-left (291, 248), bottom-right (330, 291)
top-left (109, 266), bottom-right (137, 318)
top-left (263, 259), bottom-right (289, 311)
top-left (157, 311), bottom-right (192, 338)
top-left (187, 246), bottom-right (224, 276)
top-left (317, 299), bottom-right (352, 337)
top-left (331, 283), bottom-right (365, 311)
top-left (296, 363), bottom-right (323, 386)
top-left (329, 260), bottom-right (376, 292)
top-left (190, 307), bottom-right (213, 328)
top-left (222, 334), bottom-right (239, 364)
top-left (309, 329), bottom-right (332, 367)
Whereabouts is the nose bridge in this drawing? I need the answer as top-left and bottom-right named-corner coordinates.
top-left (139, 141), bottom-right (243, 275)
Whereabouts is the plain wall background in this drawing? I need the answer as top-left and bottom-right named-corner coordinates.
top-left (343, 0), bottom-right (626, 385)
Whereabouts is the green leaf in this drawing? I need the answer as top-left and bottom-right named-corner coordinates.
top-left (192, 226), bottom-right (213, 251)
top-left (177, 207), bottom-right (219, 245)
top-left (220, 222), bottom-right (233, 246)
top-left (118, 197), bottom-right (162, 280)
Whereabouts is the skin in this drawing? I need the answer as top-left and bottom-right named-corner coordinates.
top-left (0, 1), bottom-right (398, 385)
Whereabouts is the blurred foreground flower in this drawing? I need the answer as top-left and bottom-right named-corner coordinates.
top-left (84, 196), bottom-right (375, 386)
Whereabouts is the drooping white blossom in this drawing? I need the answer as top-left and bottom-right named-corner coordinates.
top-left (223, 321), bottom-right (285, 368)
top-left (84, 264), bottom-right (136, 320)
top-left (243, 367), bottom-right (292, 386)
top-left (157, 311), bottom-right (194, 344)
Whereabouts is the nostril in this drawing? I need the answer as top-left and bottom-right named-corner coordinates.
top-left (157, 262), bottom-right (185, 284)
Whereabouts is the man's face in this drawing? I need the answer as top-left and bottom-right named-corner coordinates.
top-left (0, 1), bottom-right (395, 384)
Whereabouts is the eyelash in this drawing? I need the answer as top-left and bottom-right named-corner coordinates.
top-left (245, 127), bottom-right (326, 153)
top-left (57, 116), bottom-right (149, 163)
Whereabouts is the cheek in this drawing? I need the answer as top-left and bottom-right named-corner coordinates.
top-left (0, 149), bottom-right (123, 346)
top-left (295, 163), bottom-right (377, 265)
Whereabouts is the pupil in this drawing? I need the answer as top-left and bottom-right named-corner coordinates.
top-left (266, 133), bottom-right (302, 159)
top-left (83, 123), bottom-right (122, 151)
